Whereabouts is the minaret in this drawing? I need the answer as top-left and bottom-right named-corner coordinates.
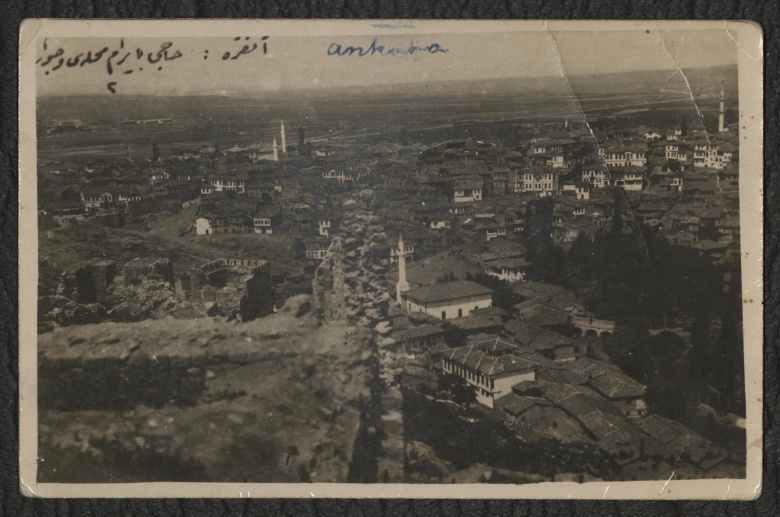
top-left (272, 137), bottom-right (278, 162)
top-left (396, 233), bottom-right (410, 306)
top-left (718, 82), bottom-right (726, 133)
top-left (280, 121), bottom-right (287, 154)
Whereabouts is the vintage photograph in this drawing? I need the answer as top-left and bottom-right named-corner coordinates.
top-left (18, 20), bottom-right (762, 499)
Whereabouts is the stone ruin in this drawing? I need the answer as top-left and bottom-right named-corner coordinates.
top-left (122, 257), bottom-right (175, 286)
top-left (58, 259), bottom-right (118, 305)
top-left (311, 209), bottom-right (392, 327)
top-left (40, 257), bottom-right (186, 329)
top-left (174, 258), bottom-right (275, 321)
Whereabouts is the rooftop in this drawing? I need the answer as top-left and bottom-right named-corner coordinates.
top-left (539, 357), bottom-right (647, 399)
top-left (515, 300), bottom-right (570, 327)
top-left (403, 280), bottom-right (493, 304)
top-left (393, 323), bottom-right (447, 341)
top-left (504, 321), bottom-right (573, 351)
top-left (494, 393), bottom-right (551, 415)
top-left (443, 345), bottom-right (539, 377)
top-left (512, 281), bottom-right (576, 308)
top-left (448, 314), bottom-right (504, 331)
top-left (403, 280), bottom-right (493, 303)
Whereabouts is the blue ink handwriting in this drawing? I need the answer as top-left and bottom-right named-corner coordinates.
top-left (327, 38), bottom-right (448, 57)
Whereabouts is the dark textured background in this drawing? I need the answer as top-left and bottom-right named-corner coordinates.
top-left (1, 1), bottom-right (778, 515)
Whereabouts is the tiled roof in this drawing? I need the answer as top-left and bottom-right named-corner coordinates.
top-left (403, 280), bottom-right (493, 304)
top-left (515, 300), bottom-right (570, 327)
top-left (588, 368), bottom-right (646, 399)
top-left (636, 415), bottom-right (681, 445)
top-left (484, 238), bottom-right (528, 258)
top-left (511, 281), bottom-right (575, 307)
top-left (469, 307), bottom-right (509, 319)
top-left (443, 345), bottom-right (539, 377)
top-left (538, 357), bottom-right (646, 399)
top-left (449, 314), bottom-right (504, 331)
top-left (504, 321), bottom-right (572, 350)
top-left (610, 165), bottom-right (646, 173)
top-left (467, 333), bottom-right (515, 351)
top-left (485, 257), bottom-right (531, 269)
top-left (393, 323), bottom-right (446, 341)
top-left (424, 342), bottom-right (451, 357)
top-left (494, 393), bottom-right (551, 414)
top-left (454, 179), bottom-right (483, 190)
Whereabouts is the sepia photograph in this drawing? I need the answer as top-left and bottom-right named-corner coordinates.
top-left (17, 20), bottom-right (762, 499)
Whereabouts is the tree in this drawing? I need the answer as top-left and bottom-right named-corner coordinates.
top-left (465, 272), bottom-right (521, 313)
top-left (292, 237), bottom-right (306, 258)
top-left (712, 292), bottom-right (744, 415)
top-left (524, 197), bottom-right (554, 251)
top-left (609, 318), bottom-right (651, 382)
top-left (611, 186), bottom-right (624, 240)
top-left (437, 373), bottom-right (477, 408)
top-left (688, 304), bottom-right (712, 385)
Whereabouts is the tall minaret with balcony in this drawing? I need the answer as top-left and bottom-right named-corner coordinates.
top-left (718, 82), bottom-right (726, 133)
top-left (273, 137), bottom-right (279, 162)
top-left (280, 120), bottom-right (287, 154)
top-left (396, 233), bottom-right (410, 306)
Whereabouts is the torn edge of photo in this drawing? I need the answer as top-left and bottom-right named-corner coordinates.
top-left (17, 19), bottom-right (763, 499)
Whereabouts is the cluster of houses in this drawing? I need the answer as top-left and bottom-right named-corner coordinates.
top-left (37, 142), bottom-right (218, 229)
top-left (370, 106), bottom-right (740, 472)
top-left (385, 229), bottom-right (735, 474)
top-left (373, 103), bottom-right (740, 265)
top-left (388, 231), bottom-right (622, 407)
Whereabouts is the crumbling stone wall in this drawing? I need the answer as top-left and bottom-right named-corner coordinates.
top-left (311, 209), bottom-right (391, 326)
top-left (176, 259), bottom-right (275, 321)
top-left (123, 258), bottom-right (175, 286)
top-left (42, 258), bottom-right (187, 328)
top-left (59, 259), bottom-right (118, 305)
top-left (240, 262), bottom-right (276, 321)
top-left (312, 237), bottom-right (347, 321)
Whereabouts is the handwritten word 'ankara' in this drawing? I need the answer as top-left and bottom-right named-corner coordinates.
top-left (327, 39), bottom-right (449, 57)
top-left (38, 36), bottom-right (270, 94)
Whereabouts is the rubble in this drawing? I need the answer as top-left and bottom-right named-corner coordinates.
top-left (176, 259), bottom-right (275, 321)
top-left (41, 257), bottom-right (200, 329)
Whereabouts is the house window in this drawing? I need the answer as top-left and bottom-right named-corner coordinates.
top-left (442, 311), bottom-right (447, 320)
top-left (458, 308), bottom-right (463, 318)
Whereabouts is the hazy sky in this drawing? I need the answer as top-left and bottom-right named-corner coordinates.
top-left (35, 29), bottom-right (738, 96)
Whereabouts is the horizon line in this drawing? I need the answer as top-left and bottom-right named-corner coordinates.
top-left (36, 63), bottom-right (737, 99)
